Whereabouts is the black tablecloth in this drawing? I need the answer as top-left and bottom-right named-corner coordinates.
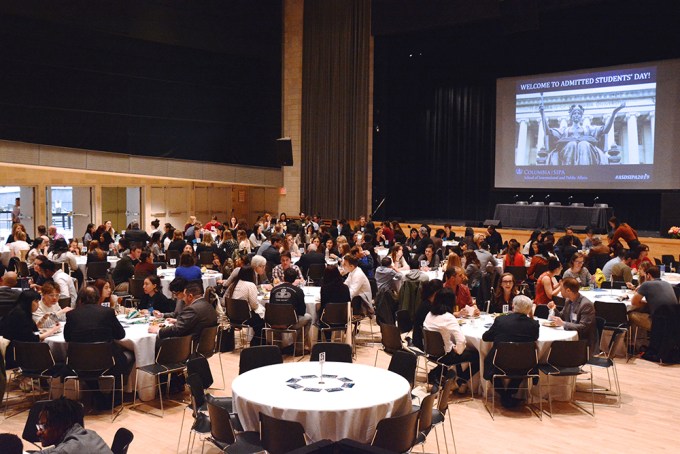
top-left (493, 204), bottom-right (613, 231)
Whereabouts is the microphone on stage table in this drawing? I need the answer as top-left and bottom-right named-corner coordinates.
top-left (513, 194), bottom-right (519, 202)
top-left (529, 194), bottom-right (534, 202)
top-left (568, 196), bottom-right (574, 202)
top-left (593, 196), bottom-right (600, 203)
top-left (545, 194), bottom-right (551, 201)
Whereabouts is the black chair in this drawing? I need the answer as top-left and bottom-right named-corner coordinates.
top-left (588, 253), bottom-right (611, 275)
top-left (182, 373), bottom-right (213, 453)
top-left (538, 340), bottom-right (594, 417)
top-left (306, 263), bottom-right (325, 286)
top-left (17, 261), bottom-right (30, 278)
top-left (588, 327), bottom-right (624, 407)
top-left (205, 395), bottom-right (263, 453)
top-left (395, 309), bottom-right (413, 335)
top-left (431, 378), bottom-right (458, 454)
top-left (600, 281), bottom-right (627, 290)
top-left (263, 303), bottom-right (304, 358)
top-left (484, 342), bottom-right (542, 420)
top-left (64, 342), bottom-right (123, 421)
top-left (58, 297), bottom-right (71, 309)
top-left (413, 392), bottom-right (436, 452)
top-left (552, 295), bottom-right (566, 311)
top-left (260, 411), bottom-right (308, 454)
top-left (505, 266), bottom-right (528, 285)
top-left (318, 303), bottom-right (349, 343)
top-left (534, 304), bottom-right (550, 319)
top-left (199, 251), bottom-right (214, 266)
top-left (532, 263), bottom-right (549, 280)
top-left (239, 345), bottom-right (283, 375)
top-left (661, 254), bottom-right (675, 268)
top-left (387, 351), bottom-right (418, 392)
top-left (226, 298), bottom-right (254, 349)
top-left (128, 276), bottom-right (145, 307)
top-left (132, 334), bottom-right (193, 417)
top-left (310, 342), bottom-right (353, 363)
top-left (371, 409), bottom-right (420, 453)
top-left (153, 261), bottom-right (168, 269)
top-left (111, 428), bottom-right (134, 454)
top-left (594, 300), bottom-right (631, 357)
top-left (86, 261), bottom-right (110, 281)
top-left (4, 342), bottom-right (58, 416)
top-left (422, 328), bottom-right (474, 400)
top-left (166, 250), bottom-right (180, 267)
top-left (374, 323), bottom-right (405, 365)
top-left (194, 325), bottom-right (225, 389)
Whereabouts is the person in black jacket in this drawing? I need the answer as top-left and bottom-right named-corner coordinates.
top-left (482, 295), bottom-right (539, 408)
top-left (297, 244), bottom-right (326, 277)
top-left (64, 286), bottom-right (134, 390)
top-left (0, 290), bottom-right (61, 345)
top-left (139, 274), bottom-right (174, 314)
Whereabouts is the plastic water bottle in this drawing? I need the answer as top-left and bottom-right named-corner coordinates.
top-left (148, 303), bottom-right (154, 320)
top-left (548, 307), bottom-right (555, 319)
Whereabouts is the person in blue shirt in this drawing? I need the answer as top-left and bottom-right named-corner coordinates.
top-left (175, 252), bottom-right (202, 281)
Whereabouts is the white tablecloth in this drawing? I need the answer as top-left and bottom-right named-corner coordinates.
top-left (74, 256), bottom-right (120, 280)
top-left (157, 268), bottom-right (222, 298)
top-left (580, 288), bottom-right (634, 311)
top-left (460, 314), bottom-right (578, 400)
top-left (232, 362), bottom-right (412, 443)
top-left (44, 316), bottom-right (158, 401)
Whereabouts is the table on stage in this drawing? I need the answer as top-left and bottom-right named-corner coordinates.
top-left (232, 362), bottom-right (412, 443)
top-left (460, 314), bottom-right (578, 400)
top-left (44, 315), bottom-right (158, 401)
top-left (493, 204), bottom-right (614, 230)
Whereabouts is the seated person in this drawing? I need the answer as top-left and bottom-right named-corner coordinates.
top-left (221, 266), bottom-right (264, 345)
top-left (111, 245), bottom-right (142, 292)
top-left (139, 274), bottom-right (174, 314)
top-left (610, 251), bottom-right (635, 284)
top-left (412, 279), bottom-right (443, 350)
top-left (36, 397), bottom-right (113, 453)
top-left (175, 252), bottom-right (202, 281)
top-left (0, 271), bottom-right (21, 308)
top-left (269, 267), bottom-right (312, 331)
top-left (417, 244), bottom-right (440, 271)
top-left (482, 295), bottom-right (539, 408)
top-left (271, 251), bottom-right (304, 285)
top-left (423, 288), bottom-right (480, 393)
top-left (534, 257), bottom-right (563, 305)
top-left (489, 273), bottom-right (518, 314)
top-left (154, 277), bottom-right (188, 320)
top-left (629, 266), bottom-right (679, 333)
top-left (548, 277), bottom-right (598, 357)
top-left (0, 290), bottom-right (61, 345)
top-left (133, 251), bottom-right (157, 278)
top-left (33, 281), bottom-right (72, 328)
top-left (374, 257), bottom-right (404, 294)
top-left (149, 281), bottom-right (217, 343)
top-left (342, 254), bottom-right (373, 315)
top-left (443, 266), bottom-right (478, 316)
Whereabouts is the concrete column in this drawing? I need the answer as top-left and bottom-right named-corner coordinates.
top-left (626, 113), bottom-right (640, 164)
top-left (516, 119), bottom-right (528, 165)
top-left (649, 112), bottom-right (655, 143)
top-left (536, 117), bottom-right (545, 152)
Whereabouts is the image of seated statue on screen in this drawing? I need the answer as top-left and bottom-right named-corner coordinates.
top-left (539, 101), bottom-right (625, 165)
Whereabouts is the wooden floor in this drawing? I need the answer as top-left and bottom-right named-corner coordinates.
top-left (2, 320), bottom-right (680, 454)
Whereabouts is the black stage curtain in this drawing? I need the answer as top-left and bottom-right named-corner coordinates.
top-left (301, 0), bottom-right (370, 219)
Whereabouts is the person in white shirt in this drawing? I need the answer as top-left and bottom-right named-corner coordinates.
top-left (8, 230), bottom-right (30, 259)
top-left (32, 281), bottom-right (71, 328)
top-left (342, 254), bottom-right (373, 315)
top-left (40, 259), bottom-right (77, 307)
top-left (226, 265), bottom-right (264, 346)
top-left (423, 288), bottom-right (480, 393)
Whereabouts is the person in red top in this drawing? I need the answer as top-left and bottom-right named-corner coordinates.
top-left (443, 266), bottom-right (479, 316)
top-left (503, 241), bottom-right (525, 268)
top-left (608, 216), bottom-right (640, 250)
top-left (204, 215), bottom-right (222, 232)
top-left (534, 257), bottom-right (563, 305)
top-left (527, 242), bottom-right (549, 280)
top-left (631, 243), bottom-right (653, 270)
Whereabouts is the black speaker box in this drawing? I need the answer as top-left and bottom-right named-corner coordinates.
top-left (276, 138), bottom-right (293, 166)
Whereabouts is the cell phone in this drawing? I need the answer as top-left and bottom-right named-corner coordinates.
top-left (287, 383), bottom-right (303, 389)
top-left (303, 387), bottom-right (321, 392)
top-left (342, 383), bottom-right (355, 389)
top-left (326, 388), bottom-right (343, 392)
top-left (300, 375), bottom-right (317, 379)
top-left (338, 377), bottom-right (352, 382)
top-left (286, 378), bottom-right (301, 383)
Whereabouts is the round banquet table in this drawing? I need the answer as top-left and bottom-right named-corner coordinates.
top-left (157, 268), bottom-right (222, 298)
top-left (44, 316), bottom-right (158, 401)
top-left (232, 362), bottom-right (412, 443)
top-left (460, 314), bottom-right (578, 400)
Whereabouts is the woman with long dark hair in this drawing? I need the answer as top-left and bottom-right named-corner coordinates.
top-left (227, 265), bottom-right (264, 345)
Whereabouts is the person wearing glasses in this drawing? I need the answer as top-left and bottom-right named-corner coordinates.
top-left (36, 397), bottom-right (112, 453)
top-left (489, 273), bottom-right (518, 314)
top-left (562, 252), bottom-right (594, 287)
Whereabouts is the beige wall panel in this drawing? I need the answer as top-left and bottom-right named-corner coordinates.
top-left (39, 146), bottom-right (87, 169)
top-left (86, 152), bottom-right (130, 174)
top-left (235, 167), bottom-right (263, 186)
top-left (0, 141), bottom-right (40, 164)
top-left (130, 156), bottom-right (167, 176)
top-left (194, 186), bottom-right (210, 221)
top-left (264, 168), bottom-right (284, 187)
top-left (166, 187), bottom-right (188, 229)
top-left (209, 186), bottom-right (230, 220)
top-left (167, 160), bottom-right (202, 181)
top-left (203, 164), bottom-right (234, 182)
top-left (249, 188), bottom-right (265, 225)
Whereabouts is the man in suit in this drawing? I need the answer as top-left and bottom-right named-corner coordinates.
top-left (548, 277), bottom-right (598, 357)
top-left (257, 234), bottom-right (283, 266)
top-left (123, 220), bottom-right (150, 247)
top-left (149, 281), bottom-right (217, 342)
top-left (0, 271), bottom-right (21, 308)
top-left (64, 286), bottom-right (134, 396)
top-left (482, 295), bottom-right (539, 408)
top-left (297, 243), bottom-right (326, 277)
